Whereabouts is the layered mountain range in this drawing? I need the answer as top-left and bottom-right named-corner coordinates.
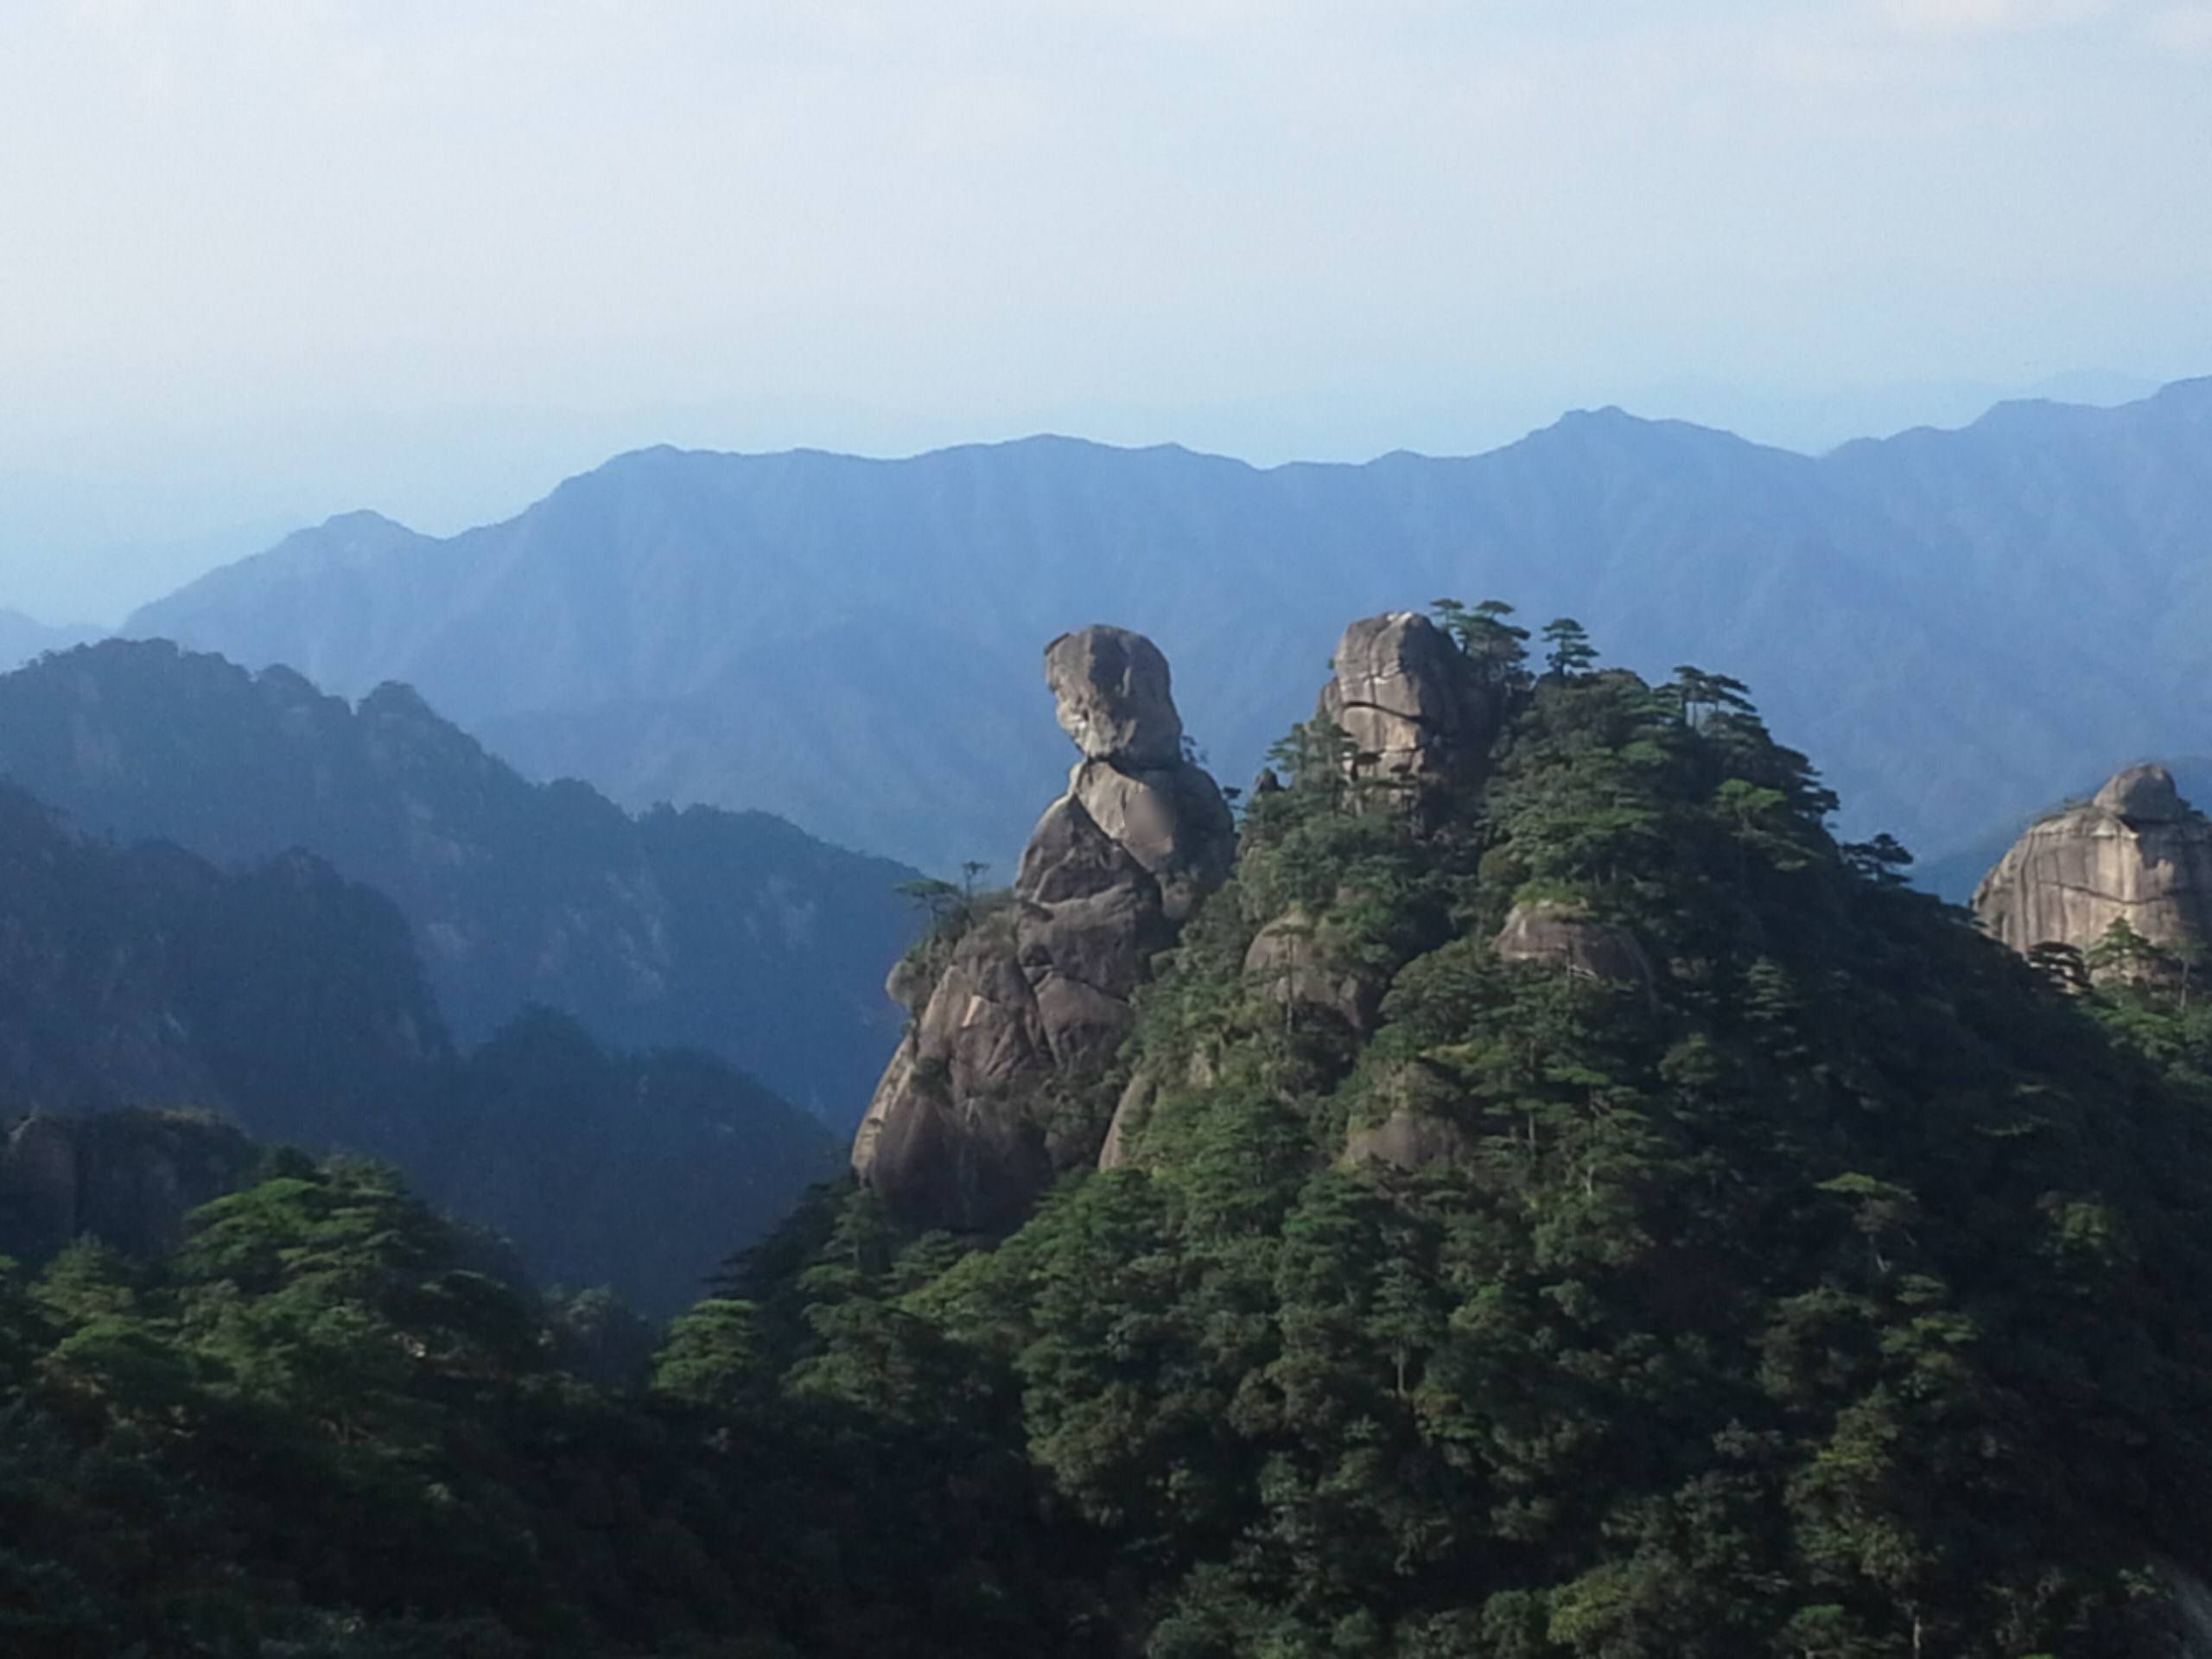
top-left (119, 378), bottom-right (2212, 878)
top-left (15, 590), bottom-right (2212, 1653)
top-left (0, 606), bottom-right (92, 669)
top-left (0, 779), bottom-right (835, 1311)
top-left (0, 639), bottom-right (919, 1121)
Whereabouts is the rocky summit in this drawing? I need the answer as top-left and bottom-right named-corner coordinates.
top-left (850, 625), bottom-right (1234, 1230)
top-left (1319, 610), bottom-right (1500, 794)
top-left (1973, 762), bottom-right (2212, 961)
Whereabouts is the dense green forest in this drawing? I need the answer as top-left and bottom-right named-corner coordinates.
top-left (10, 606), bottom-right (2212, 1656)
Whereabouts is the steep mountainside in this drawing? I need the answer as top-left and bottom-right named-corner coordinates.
top-left (0, 785), bottom-right (443, 1140)
top-left (0, 639), bottom-right (919, 1121)
top-left (0, 784), bottom-right (835, 1311)
top-left (125, 378), bottom-right (2212, 874)
top-left (762, 604), bottom-right (2212, 1655)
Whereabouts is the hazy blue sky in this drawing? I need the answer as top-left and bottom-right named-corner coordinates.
top-left (4, 0), bottom-right (2209, 620)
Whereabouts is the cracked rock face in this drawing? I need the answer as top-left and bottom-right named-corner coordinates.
top-left (1974, 765), bottom-right (2212, 959)
top-left (851, 626), bottom-right (1232, 1230)
top-left (1319, 613), bottom-right (1497, 790)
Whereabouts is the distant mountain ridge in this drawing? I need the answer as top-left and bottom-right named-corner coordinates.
top-left (125, 378), bottom-right (2212, 872)
top-left (0, 607), bottom-right (93, 669)
top-left (0, 639), bottom-right (920, 1122)
top-left (0, 781), bottom-right (837, 1309)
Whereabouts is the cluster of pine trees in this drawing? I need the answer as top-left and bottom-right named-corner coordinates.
top-left (10, 603), bottom-right (2212, 1656)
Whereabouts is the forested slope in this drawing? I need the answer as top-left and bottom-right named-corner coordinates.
top-left (12, 603), bottom-right (2212, 1655)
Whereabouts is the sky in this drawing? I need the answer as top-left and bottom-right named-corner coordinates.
top-left (3, 0), bottom-right (2209, 622)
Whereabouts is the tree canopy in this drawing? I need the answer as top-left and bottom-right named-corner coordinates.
top-left (12, 606), bottom-right (2212, 1656)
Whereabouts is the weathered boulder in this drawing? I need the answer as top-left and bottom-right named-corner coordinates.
top-left (2095, 762), bottom-right (2187, 825)
top-left (1045, 626), bottom-right (1185, 767)
top-left (1338, 1060), bottom-right (1474, 1172)
top-left (1243, 906), bottom-right (1379, 1028)
top-left (1344, 1109), bottom-right (1471, 1173)
top-left (1096, 1069), bottom-right (1155, 1172)
top-left (853, 627), bottom-right (1232, 1230)
top-left (849, 1046), bottom-right (1054, 1236)
top-left (1495, 900), bottom-right (1655, 994)
top-left (1974, 765), bottom-right (2212, 960)
top-left (1068, 758), bottom-right (1236, 921)
top-left (1319, 612), bottom-right (1497, 790)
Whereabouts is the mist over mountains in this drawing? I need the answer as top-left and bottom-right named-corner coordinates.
top-left (0, 606), bottom-right (92, 667)
top-left (118, 378), bottom-right (2212, 878)
top-left (0, 639), bottom-right (918, 1122)
top-left (0, 779), bottom-right (836, 1311)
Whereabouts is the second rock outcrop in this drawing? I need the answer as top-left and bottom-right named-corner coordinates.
top-left (1319, 611), bottom-right (1500, 794)
top-left (1973, 764), bottom-right (2212, 963)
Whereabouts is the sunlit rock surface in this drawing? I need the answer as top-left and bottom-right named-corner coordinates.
top-left (1973, 764), bottom-right (2212, 958)
top-left (852, 626), bottom-right (1232, 1230)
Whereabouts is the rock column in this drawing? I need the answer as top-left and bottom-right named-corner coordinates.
top-left (850, 627), bottom-right (1232, 1230)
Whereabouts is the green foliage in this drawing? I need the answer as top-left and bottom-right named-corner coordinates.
top-left (1540, 617), bottom-right (1599, 681)
top-left (0, 1154), bottom-right (1084, 1656)
top-left (753, 626), bottom-right (2212, 1656)
top-left (1432, 597), bottom-right (1533, 689)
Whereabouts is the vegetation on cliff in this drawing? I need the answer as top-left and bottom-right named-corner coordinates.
top-left (767, 607), bottom-right (2212, 1655)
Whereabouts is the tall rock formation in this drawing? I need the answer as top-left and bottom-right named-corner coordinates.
top-left (1319, 611), bottom-right (1499, 797)
top-left (1973, 763), bottom-right (2212, 959)
top-left (851, 626), bottom-right (1233, 1230)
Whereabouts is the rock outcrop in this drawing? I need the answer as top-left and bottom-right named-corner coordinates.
top-left (1495, 899), bottom-right (1656, 995)
top-left (1973, 764), bottom-right (2212, 960)
top-left (852, 627), bottom-right (1234, 1230)
top-left (1343, 1060), bottom-right (1475, 1173)
top-left (1344, 1108), bottom-right (1471, 1173)
top-left (1045, 627), bottom-right (1185, 769)
top-left (1243, 906), bottom-right (1382, 1029)
top-left (1319, 612), bottom-right (1500, 792)
top-left (0, 1109), bottom-right (257, 1265)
